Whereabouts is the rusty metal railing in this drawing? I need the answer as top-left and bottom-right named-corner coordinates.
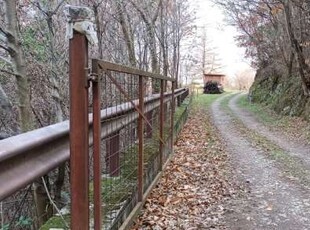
top-left (87, 58), bottom-right (182, 230)
top-left (0, 89), bottom-right (186, 200)
top-left (0, 31), bottom-right (190, 230)
top-left (0, 88), bottom-right (188, 229)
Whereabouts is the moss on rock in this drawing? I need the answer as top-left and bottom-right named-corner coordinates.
top-left (250, 66), bottom-right (310, 121)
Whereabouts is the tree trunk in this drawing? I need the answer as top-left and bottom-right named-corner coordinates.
top-left (40, 0), bottom-right (67, 218)
top-left (130, 0), bottom-right (161, 93)
top-left (46, 14), bottom-right (63, 124)
top-left (93, 4), bottom-right (103, 59)
top-left (160, 1), bottom-right (169, 77)
top-left (4, 0), bottom-right (34, 131)
top-left (0, 83), bottom-right (11, 112)
top-left (130, 0), bottom-right (160, 74)
top-left (283, 1), bottom-right (310, 96)
top-left (116, 1), bottom-right (137, 67)
top-left (4, 0), bottom-right (50, 228)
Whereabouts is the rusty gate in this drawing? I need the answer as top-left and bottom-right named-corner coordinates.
top-left (69, 31), bottom-right (181, 229)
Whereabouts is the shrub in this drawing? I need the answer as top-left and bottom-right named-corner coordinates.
top-left (203, 81), bottom-right (224, 94)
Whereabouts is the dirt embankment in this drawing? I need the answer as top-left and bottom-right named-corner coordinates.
top-left (250, 66), bottom-right (310, 121)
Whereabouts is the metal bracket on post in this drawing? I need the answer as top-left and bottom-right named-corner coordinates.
top-left (87, 68), bottom-right (99, 83)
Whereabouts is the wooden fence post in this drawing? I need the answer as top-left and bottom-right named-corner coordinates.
top-left (171, 81), bottom-right (175, 148)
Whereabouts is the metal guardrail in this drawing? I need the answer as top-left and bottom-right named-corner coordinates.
top-left (95, 60), bottom-right (174, 82)
top-left (0, 88), bottom-right (187, 201)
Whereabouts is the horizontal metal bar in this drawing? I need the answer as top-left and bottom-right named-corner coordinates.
top-left (0, 137), bottom-right (69, 200)
top-left (94, 59), bottom-right (175, 82)
top-left (96, 88), bottom-right (185, 121)
top-left (0, 88), bottom-right (188, 200)
top-left (0, 121), bottom-right (69, 162)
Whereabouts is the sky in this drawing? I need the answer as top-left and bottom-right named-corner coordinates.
top-left (193, 0), bottom-right (254, 78)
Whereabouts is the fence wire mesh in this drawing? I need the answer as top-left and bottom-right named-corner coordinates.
top-left (0, 59), bottom-right (190, 230)
top-left (96, 70), bottom-right (140, 229)
top-left (87, 61), bottom-right (182, 229)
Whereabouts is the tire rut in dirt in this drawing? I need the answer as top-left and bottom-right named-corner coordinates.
top-left (210, 94), bottom-right (310, 230)
top-left (229, 93), bottom-right (310, 168)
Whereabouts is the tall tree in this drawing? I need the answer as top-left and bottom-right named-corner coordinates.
top-left (130, 0), bottom-right (161, 74)
top-left (283, 0), bottom-right (310, 96)
top-left (116, 0), bottom-right (137, 67)
top-left (215, 0), bottom-right (310, 96)
top-left (3, 0), bottom-right (34, 132)
top-left (32, 0), bottom-right (66, 123)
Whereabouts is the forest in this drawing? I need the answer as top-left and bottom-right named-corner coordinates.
top-left (217, 0), bottom-right (310, 119)
top-left (0, 0), bottom-right (196, 138)
top-left (5, 0), bottom-right (309, 136)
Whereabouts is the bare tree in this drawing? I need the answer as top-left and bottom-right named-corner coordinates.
top-left (283, 0), bottom-right (310, 96)
top-left (215, 0), bottom-right (310, 96)
top-left (31, 0), bottom-right (66, 123)
top-left (2, 0), bottom-right (34, 132)
top-left (234, 68), bottom-right (255, 90)
top-left (116, 0), bottom-right (137, 67)
top-left (130, 0), bottom-right (161, 74)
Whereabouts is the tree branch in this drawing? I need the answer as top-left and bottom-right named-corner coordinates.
top-left (53, 0), bottom-right (66, 15)
top-left (0, 68), bottom-right (16, 76)
top-left (0, 26), bottom-right (8, 37)
top-left (152, 0), bottom-right (162, 24)
top-left (0, 55), bottom-right (12, 65)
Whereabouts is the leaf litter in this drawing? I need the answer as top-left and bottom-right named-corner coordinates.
top-left (131, 108), bottom-right (241, 230)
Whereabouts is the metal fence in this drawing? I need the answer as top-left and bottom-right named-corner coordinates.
top-left (0, 89), bottom-right (189, 230)
top-left (0, 32), bottom-right (191, 230)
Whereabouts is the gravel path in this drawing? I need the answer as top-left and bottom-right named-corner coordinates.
top-left (229, 93), bottom-right (310, 167)
top-left (211, 93), bottom-right (310, 230)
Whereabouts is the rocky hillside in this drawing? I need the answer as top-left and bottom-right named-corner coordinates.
top-left (250, 66), bottom-right (310, 121)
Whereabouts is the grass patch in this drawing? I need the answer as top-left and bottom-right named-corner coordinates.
top-left (40, 215), bottom-right (70, 230)
top-left (238, 94), bottom-right (284, 125)
top-left (193, 93), bottom-right (227, 109)
top-left (174, 96), bottom-right (191, 119)
top-left (219, 93), bottom-right (236, 111)
top-left (238, 94), bottom-right (310, 143)
top-left (89, 177), bottom-right (134, 215)
top-left (247, 129), bottom-right (310, 187)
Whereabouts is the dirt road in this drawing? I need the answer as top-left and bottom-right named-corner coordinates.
top-left (132, 93), bottom-right (310, 230)
top-left (211, 93), bottom-right (310, 230)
